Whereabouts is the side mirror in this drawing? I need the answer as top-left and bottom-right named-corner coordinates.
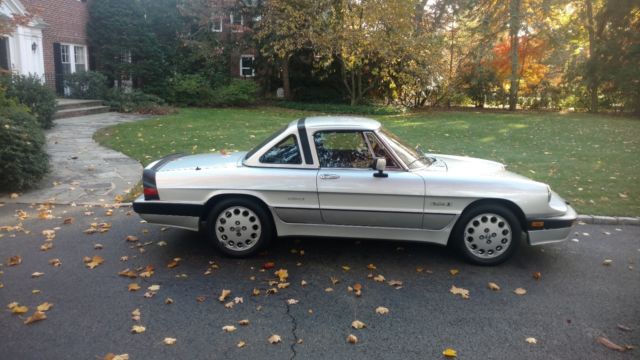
top-left (373, 158), bottom-right (388, 178)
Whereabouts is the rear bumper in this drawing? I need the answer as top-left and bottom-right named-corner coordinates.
top-left (527, 205), bottom-right (578, 246)
top-left (133, 196), bottom-right (202, 231)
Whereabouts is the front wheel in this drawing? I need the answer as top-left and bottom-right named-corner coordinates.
top-left (206, 198), bottom-right (274, 257)
top-left (452, 204), bottom-right (522, 265)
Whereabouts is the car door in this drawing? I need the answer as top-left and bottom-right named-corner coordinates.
top-left (314, 130), bottom-right (425, 228)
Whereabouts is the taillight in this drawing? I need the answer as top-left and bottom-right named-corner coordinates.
top-left (142, 168), bottom-right (159, 200)
top-left (143, 187), bottom-right (159, 200)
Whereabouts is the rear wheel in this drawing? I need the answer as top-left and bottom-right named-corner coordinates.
top-left (452, 203), bottom-right (522, 265)
top-left (206, 198), bottom-right (273, 257)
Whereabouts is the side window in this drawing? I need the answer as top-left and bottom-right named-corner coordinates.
top-left (364, 132), bottom-right (398, 168)
top-left (259, 135), bottom-right (302, 165)
top-left (314, 131), bottom-right (372, 168)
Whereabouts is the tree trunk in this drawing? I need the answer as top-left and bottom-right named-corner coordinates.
top-left (282, 55), bottom-right (291, 100)
top-left (585, 0), bottom-right (598, 113)
top-left (508, 0), bottom-right (521, 111)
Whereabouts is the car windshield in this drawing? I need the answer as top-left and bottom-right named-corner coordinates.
top-left (378, 127), bottom-right (431, 169)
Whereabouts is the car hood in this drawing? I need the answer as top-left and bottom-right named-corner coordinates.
top-left (431, 154), bottom-right (504, 173)
top-left (157, 152), bottom-right (247, 172)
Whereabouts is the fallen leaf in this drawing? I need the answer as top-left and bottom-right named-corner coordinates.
top-left (252, 288), bottom-right (261, 296)
top-left (268, 334), bottom-right (282, 344)
top-left (532, 272), bottom-right (542, 280)
top-left (514, 288), bottom-right (527, 296)
top-left (238, 319), bottom-right (250, 326)
top-left (603, 259), bottom-right (613, 266)
top-left (375, 306), bottom-right (389, 315)
top-left (49, 258), bottom-right (61, 267)
top-left (8, 256), bottom-right (22, 266)
top-left (148, 284), bottom-right (160, 292)
top-left (388, 280), bottom-right (403, 288)
top-left (351, 320), bottom-right (366, 329)
top-left (301, 280), bottom-right (308, 287)
top-left (128, 283), bottom-right (140, 292)
top-left (165, 298), bottom-right (174, 304)
top-left (330, 276), bottom-right (340, 285)
top-left (103, 353), bottom-right (129, 360)
top-left (131, 325), bottom-right (146, 334)
top-left (31, 272), bottom-right (44, 278)
top-left (24, 311), bottom-right (47, 324)
top-left (10, 193), bottom-right (19, 199)
top-left (36, 302), bottom-right (53, 312)
top-left (40, 242), bottom-right (54, 251)
top-left (237, 340), bottom-right (246, 348)
top-left (450, 285), bottom-right (470, 299)
top-left (373, 274), bottom-right (385, 282)
top-left (443, 348), bottom-right (457, 357)
top-left (196, 295), bottom-right (206, 303)
top-left (342, 265), bottom-right (350, 271)
top-left (324, 287), bottom-right (333, 292)
top-left (286, 298), bottom-right (299, 305)
top-left (219, 289), bottom-right (231, 302)
top-left (277, 282), bottom-right (290, 289)
top-left (346, 334), bottom-right (358, 344)
top-left (224, 301), bottom-right (234, 309)
top-left (125, 235), bottom-right (138, 242)
top-left (139, 265), bottom-right (154, 278)
top-left (9, 303), bottom-right (29, 314)
top-left (367, 263), bottom-right (377, 270)
top-left (162, 337), bottom-right (176, 345)
top-left (42, 229), bottom-right (56, 240)
top-left (526, 337), bottom-right (537, 344)
top-left (449, 269), bottom-right (459, 276)
top-left (275, 269), bottom-right (288, 282)
top-left (94, 244), bottom-right (104, 250)
top-left (118, 269), bottom-right (137, 278)
top-left (131, 308), bottom-right (141, 321)
top-left (85, 255), bottom-right (104, 269)
top-left (167, 257), bottom-right (181, 268)
top-left (596, 336), bottom-right (629, 352)
top-left (617, 324), bottom-right (633, 332)
top-left (487, 282), bottom-right (501, 291)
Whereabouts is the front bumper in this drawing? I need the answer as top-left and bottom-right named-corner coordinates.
top-left (527, 205), bottom-right (578, 246)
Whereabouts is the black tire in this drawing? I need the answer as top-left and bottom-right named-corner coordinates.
top-left (452, 203), bottom-right (522, 265)
top-left (205, 197), bottom-right (274, 257)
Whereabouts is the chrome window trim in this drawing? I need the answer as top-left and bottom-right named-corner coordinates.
top-left (242, 123), bottom-right (319, 169)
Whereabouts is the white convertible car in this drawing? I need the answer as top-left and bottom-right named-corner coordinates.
top-left (133, 116), bottom-right (576, 265)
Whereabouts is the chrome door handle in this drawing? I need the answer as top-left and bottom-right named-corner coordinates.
top-left (320, 174), bottom-right (340, 180)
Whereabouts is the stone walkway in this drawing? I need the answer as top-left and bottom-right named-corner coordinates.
top-left (0, 112), bottom-right (148, 205)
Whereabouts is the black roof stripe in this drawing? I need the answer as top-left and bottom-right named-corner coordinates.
top-left (297, 118), bottom-right (313, 165)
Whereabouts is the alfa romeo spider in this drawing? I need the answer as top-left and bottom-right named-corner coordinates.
top-left (133, 116), bottom-right (576, 265)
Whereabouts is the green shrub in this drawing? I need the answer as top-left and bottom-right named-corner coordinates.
top-left (212, 79), bottom-right (258, 106)
top-left (1, 74), bottom-right (57, 129)
top-left (277, 101), bottom-right (403, 115)
top-left (167, 74), bottom-right (213, 106)
top-left (64, 71), bottom-right (109, 100)
top-left (0, 91), bottom-right (49, 191)
top-left (104, 88), bottom-right (170, 114)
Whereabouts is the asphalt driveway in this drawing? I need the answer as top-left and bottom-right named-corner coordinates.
top-left (0, 203), bottom-right (638, 359)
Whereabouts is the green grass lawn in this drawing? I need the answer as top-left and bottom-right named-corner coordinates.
top-left (94, 107), bottom-right (640, 216)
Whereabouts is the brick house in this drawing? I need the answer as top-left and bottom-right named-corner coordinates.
top-left (1, 0), bottom-right (91, 94)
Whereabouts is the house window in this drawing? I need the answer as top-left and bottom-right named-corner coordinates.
top-left (240, 55), bottom-right (254, 77)
top-left (230, 11), bottom-right (243, 32)
top-left (211, 16), bottom-right (223, 32)
top-left (1, 37), bottom-right (11, 71)
top-left (60, 44), bottom-right (87, 74)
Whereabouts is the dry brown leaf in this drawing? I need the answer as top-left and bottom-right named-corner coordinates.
top-left (49, 258), bottom-right (62, 267)
top-left (602, 259), bottom-right (613, 266)
top-left (342, 265), bottom-right (351, 271)
top-left (346, 334), bottom-right (358, 344)
top-left (8, 255), bottom-right (22, 266)
top-left (40, 242), bottom-right (54, 251)
top-left (286, 298), bottom-right (299, 305)
top-left (514, 288), bottom-right (527, 296)
top-left (219, 289), bottom-right (231, 302)
top-left (36, 302), bottom-right (53, 312)
top-left (450, 285), bottom-right (470, 299)
top-left (148, 284), bottom-right (160, 292)
top-left (301, 280), bottom-right (308, 287)
top-left (277, 282), bottom-right (290, 289)
top-left (330, 276), bottom-right (340, 285)
top-left (165, 298), bottom-right (174, 304)
top-left (128, 283), bottom-right (141, 292)
top-left (351, 320), bottom-right (366, 329)
top-left (42, 229), bottom-right (55, 241)
top-left (31, 272), bottom-right (44, 278)
top-left (617, 324), bottom-right (633, 332)
top-left (103, 353), bottom-right (129, 360)
top-left (163, 337), bottom-right (177, 345)
top-left (275, 269), bottom-right (288, 282)
top-left (373, 274), bottom-right (385, 282)
top-left (532, 272), bottom-right (542, 280)
top-left (167, 257), bottom-right (181, 268)
top-left (222, 325), bottom-right (237, 332)
top-left (596, 336), bottom-right (629, 352)
top-left (85, 255), bottom-right (104, 269)
top-left (375, 306), bottom-right (389, 315)
top-left (237, 340), bottom-right (246, 348)
top-left (388, 280), bottom-right (403, 288)
top-left (24, 311), bottom-right (47, 324)
top-left (443, 348), bottom-right (457, 357)
top-left (139, 265), bottom-right (154, 278)
top-left (63, 217), bottom-right (74, 225)
top-left (131, 325), bottom-right (146, 334)
top-left (487, 282), bottom-right (501, 291)
top-left (268, 334), bottom-right (282, 344)
top-left (125, 235), bottom-right (138, 242)
top-left (252, 288), bottom-right (261, 296)
top-left (525, 337), bottom-right (537, 344)
top-left (324, 287), bottom-right (333, 292)
top-left (449, 269), bottom-right (459, 276)
top-left (366, 263), bottom-right (377, 270)
top-left (118, 269), bottom-right (137, 278)
top-left (131, 308), bottom-right (141, 321)
top-left (8, 303), bottom-right (28, 314)
top-left (238, 319), bottom-right (250, 326)
top-left (196, 295), bottom-right (206, 303)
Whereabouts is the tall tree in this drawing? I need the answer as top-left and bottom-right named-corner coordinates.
top-left (508, 0), bottom-right (521, 110)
